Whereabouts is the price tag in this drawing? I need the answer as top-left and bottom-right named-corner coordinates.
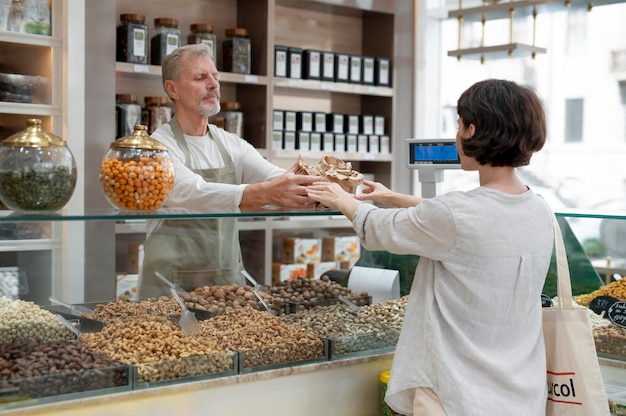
top-left (320, 82), bottom-right (332, 91)
top-left (244, 75), bottom-right (258, 84)
top-left (133, 64), bottom-right (149, 74)
top-left (588, 295), bottom-right (619, 316)
top-left (287, 79), bottom-right (299, 87)
top-left (607, 301), bottom-right (626, 329)
top-left (541, 293), bottom-right (553, 308)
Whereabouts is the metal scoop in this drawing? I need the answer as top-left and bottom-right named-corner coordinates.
top-left (241, 269), bottom-right (276, 316)
top-left (49, 296), bottom-right (94, 318)
top-left (339, 295), bottom-right (362, 314)
top-left (241, 269), bottom-right (264, 291)
top-left (170, 286), bottom-right (201, 335)
top-left (155, 272), bottom-right (200, 334)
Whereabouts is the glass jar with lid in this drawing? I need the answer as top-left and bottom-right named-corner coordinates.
top-left (151, 17), bottom-right (181, 66)
top-left (116, 13), bottom-right (149, 64)
top-left (221, 101), bottom-right (244, 137)
top-left (188, 23), bottom-right (217, 64)
top-left (222, 28), bottom-right (251, 74)
top-left (100, 124), bottom-right (175, 211)
top-left (0, 119), bottom-right (77, 212)
top-left (143, 96), bottom-right (173, 134)
top-left (116, 94), bottom-right (142, 138)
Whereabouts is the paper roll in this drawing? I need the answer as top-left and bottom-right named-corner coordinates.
top-left (347, 266), bottom-right (400, 304)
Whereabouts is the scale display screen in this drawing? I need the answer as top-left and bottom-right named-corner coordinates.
top-left (408, 139), bottom-right (460, 166)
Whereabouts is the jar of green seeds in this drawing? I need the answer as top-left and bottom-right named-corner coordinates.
top-left (0, 119), bottom-right (77, 211)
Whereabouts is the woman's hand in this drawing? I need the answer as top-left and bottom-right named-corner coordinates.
top-left (306, 181), bottom-right (361, 221)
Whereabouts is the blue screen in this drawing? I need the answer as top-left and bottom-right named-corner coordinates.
top-left (411, 143), bottom-right (459, 164)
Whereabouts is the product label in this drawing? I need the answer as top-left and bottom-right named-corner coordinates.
top-left (378, 60), bottom-right (390, 85)
top-left (315, 113), bottom-right (326, 133)
top-left (290, 53), bottom-right (302, 79)
top-left (275, 50), bottom-right (287, 77)
top-left (298, 132), bottom-right (310, 151)
top-left (310, 133), bottom-right (322, 152)
top-left (165, 33), bottom-right (180, 56)
top-left (337, 55), bottom-right (349, 81)
top-left (285, 111), bottom-right (297, 131)
top-left (323, 53), bottom-right (335, 79)
top-left (272, 131), bottom-right (283, 150)
top-left (284, 131), bottom-right (296, 151)
top-left (335, 134), bottom-right (346, 152)
top-left (323, 133), bottom-right (334, 152)
top-left (363, 58), bottom-right (375, 83)
top-left (308, 51), bottom-right (320, 78)
top-left (201, 39), bottom-right (215, 62)
top-left (350, 57), bottom-right (362, 82)
top-left (273, 111), bottom-right (284, 130)
top-left (132, 28), bottom-right (147, 58)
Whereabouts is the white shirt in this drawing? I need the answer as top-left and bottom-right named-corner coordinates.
top-left (151, 123), bottom-right (285, 209)
top-left (353, 187), bottom-right (553, 416)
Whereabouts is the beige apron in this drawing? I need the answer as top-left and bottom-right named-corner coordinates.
top-left (138, 118), bottom-right (244, 299)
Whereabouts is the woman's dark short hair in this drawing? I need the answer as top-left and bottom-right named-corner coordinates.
top-left (457, 79), bottom-right (547, 167)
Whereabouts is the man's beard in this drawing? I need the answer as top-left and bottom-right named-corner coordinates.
top-left (199, 95), bottom-right (220, 117)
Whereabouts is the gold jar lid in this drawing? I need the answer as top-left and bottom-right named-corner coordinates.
top-left (190, 23), bottom-right (214, 33)
top-left (154, 17), bottom-right (179, 28)
top-left (2, 119), bottom-right (66, 147)
top-left (110, 125), bottom-right (168, 151)
top-left (225, 28), bottom-right (248, 37)
top-left (120, 13), bottom-right (145, 24)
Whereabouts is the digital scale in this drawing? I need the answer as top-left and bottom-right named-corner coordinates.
top-left (406, 138), bottom-right (461, 198)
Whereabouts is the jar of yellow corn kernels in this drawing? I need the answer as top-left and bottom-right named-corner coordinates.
top-left (100, 124), bottom-right (175, 210)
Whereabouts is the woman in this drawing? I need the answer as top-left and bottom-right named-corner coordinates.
top-left (306, 79), bottom-right (553, 415)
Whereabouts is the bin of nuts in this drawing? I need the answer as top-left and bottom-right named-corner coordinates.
top-left (196, 305), bottom-right (326, 371)
top-left (282, 303), bottom-right (399, 359)
top-left (81, 315), bottom-right (236, 385)
top-left (100, 124), bottom-right (175, 210)
top-left (0, 339), bottom-right (130, 401)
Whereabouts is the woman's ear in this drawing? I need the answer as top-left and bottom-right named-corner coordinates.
top-left (467, 123), bottom-right (476, 138)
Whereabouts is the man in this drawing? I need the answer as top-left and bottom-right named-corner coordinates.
top-left (137, 44), bottom-right (320, 299)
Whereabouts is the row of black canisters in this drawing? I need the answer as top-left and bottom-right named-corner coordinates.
top-left (273, 110), bottom-right (385, 136)
top-left (272, 131), bottom-right (390, 154)
top-left (274, 46), bottom-right (391, 87)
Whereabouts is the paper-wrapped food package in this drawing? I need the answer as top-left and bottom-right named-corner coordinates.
top-left (297, 156), bottom-right (364, 199)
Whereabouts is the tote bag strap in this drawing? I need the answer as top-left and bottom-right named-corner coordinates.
top-left (552, 214), bottom-right (574, 311)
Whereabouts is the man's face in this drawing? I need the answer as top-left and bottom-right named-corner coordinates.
top-left (169, 54), bottom-right (221, 117)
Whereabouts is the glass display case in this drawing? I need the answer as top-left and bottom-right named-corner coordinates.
top-left (0, 207), bottom-right (624, 413)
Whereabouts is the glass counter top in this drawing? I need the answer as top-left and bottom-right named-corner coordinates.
top-left (1, 206), bottom-right (624, 223)
top-left (0, 206), bottom-right (342, 222)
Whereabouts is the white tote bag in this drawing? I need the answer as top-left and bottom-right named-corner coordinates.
top-left (543, 216), bottom-right (610, 416)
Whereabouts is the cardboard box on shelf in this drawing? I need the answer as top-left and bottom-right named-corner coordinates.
top-left (283, 238), bottom-right (321, 264)
top-left (322, 236), bottom-right (360, 267)
top-left (127, 244), bottom-right (144, 274)
top-left (116, 273), bottom-right (139, 301)
top-left (307, 261), bottom-right (339, 279)
top-left (272, 263), bottom-right (309, 284)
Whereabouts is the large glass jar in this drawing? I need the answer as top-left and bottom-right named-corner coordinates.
top-left (0, 119), bottom-right (77, 212)
top-left (116, 13), bottom-right (149, 65)
top-left (100, 124), bottom-right (175, 211)
top-left (188, 23), bottom-right (217, 63)
top-left (151, 17), bottom-right (181, 66)
top-left (222, 28), bottom-right (251, 74)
